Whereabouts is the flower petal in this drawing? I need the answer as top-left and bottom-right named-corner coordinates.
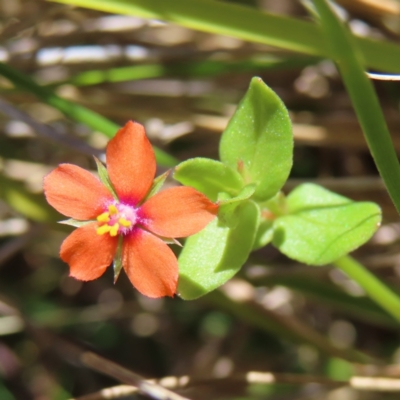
top-left (140, 186), bottom-right (218, 238)
top-left (44, 164), bottom-right (113, 220)
top-left (60, 223), bottom-right (118, 281)
top-left (123, 229), bottom-right (178, 298)
top-left (106, 121), bottom-right (156, 204)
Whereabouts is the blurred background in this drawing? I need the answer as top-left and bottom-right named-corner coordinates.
top-left (1, 0), bottom-right (400, 399)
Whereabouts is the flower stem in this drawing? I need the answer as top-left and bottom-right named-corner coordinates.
top-left (334, 255), bottom-right (400, 324)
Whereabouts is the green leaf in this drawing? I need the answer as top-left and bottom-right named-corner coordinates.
top-left (94, 157), bottom-right (118, 200)
top-left (272, 184), bottom-right (382, 265)
top-left (218, 184), bottom-right (256, 227)
top-left (219, 77), bottom-right (293, 202)
top-left (113, 236), bottom-right (124, 283)
top-left (252, 219), bottom-right (274, 250)
top-left (285, 183), bottom-right (351, 211)
top-left (218, 184), bottom-right (256, 205)
top-left (174, 158), bottom-right (244, 201)
top-left (252, 192), bottom-right (286, 249)
top-left (178, 200), bottom-right (259, 300)
top-left (142, 170), bottom-right (170, 203)
top-left (59, 219), bottom-right (93, 228)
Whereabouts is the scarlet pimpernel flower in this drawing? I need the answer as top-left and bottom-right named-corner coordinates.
top-left (44, 121), bottom-right (218, 298)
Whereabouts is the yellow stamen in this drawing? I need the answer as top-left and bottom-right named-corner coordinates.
top-left (108, 204), bottom-right (118, 215)
top-left (97, 212), bottom-right (110, 223)
top-left (97, 224), bottom-right (111, 235)
top-left (109, 223), bottom-right (120, 237)
top-left (118, 218), bottom-right (132, 227)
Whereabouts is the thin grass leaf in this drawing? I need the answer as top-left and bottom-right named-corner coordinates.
top-left (60, 56), bottom-right (320, 86)
top-left (311, 0), bottom-right (400, 214)
top-left (49, 0), bottom-right (400, 72)
top-left (334, 255), bottom-right (400, 324)
top-left (0, 62), bottom-right (178, 167)
top-left (0, 175), bottom-right (58, 223)
top-left (311, 0), bottom-right (400, 325)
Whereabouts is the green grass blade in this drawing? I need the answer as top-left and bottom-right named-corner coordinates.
top-left (311, 0), bottom-right (400, 214)
top-left (334, 255), bottom-right (400, 324)
top-left (0, 62), bottom-right (178, 167)
top-left (48, 0), bottom-right (400, 72)
top-left (0, 175), bottom-right (58, 223)
top-left (60, 56), bottom-right (319, 86)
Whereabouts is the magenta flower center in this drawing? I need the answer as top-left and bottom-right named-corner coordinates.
top-left (96, 203), bottom-right (138, 237)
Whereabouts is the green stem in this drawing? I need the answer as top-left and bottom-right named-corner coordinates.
top-left (0, 62), bottom-right (178, 167)
top-left (334, 255), bottom-right (400, 324)
top-left (48, 0), bottom-right (400, 72)
top-left (312, 0), bottom-right (400, 214)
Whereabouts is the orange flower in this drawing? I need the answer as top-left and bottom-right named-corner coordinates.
top-left (44, 121), bottom-right (218, 298)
